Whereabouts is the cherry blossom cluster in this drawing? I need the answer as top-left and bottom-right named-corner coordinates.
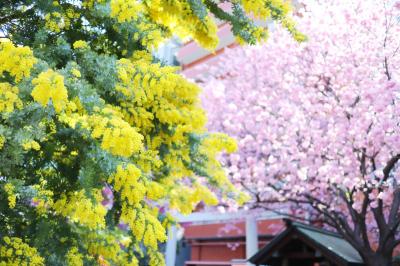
top-left (201, 0), bottom-right (400, 247)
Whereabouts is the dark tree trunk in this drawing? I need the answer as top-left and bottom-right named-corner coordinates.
top-left (363, 252), bottom-right (393, 266)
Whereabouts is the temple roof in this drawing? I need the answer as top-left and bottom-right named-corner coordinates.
top-left (249, 219), bottom-right (365, 266)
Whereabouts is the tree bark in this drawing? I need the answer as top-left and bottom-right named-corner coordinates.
top-left (363, 253), bottom-right (393, 266)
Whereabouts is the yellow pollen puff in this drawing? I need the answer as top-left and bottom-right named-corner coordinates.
top-left (0, 135), bottom-right (5, 149)
top-left (71, 68), bottom-right (81, 78)
top-left (111, 164), bottom-right (145, 205)
top-left (0, 83), bottom-right (23, 113)
top-left (31, 69), bottom-right (68, 113)
top-left (73, 40), bottom-right (89, 49)
top-left (44, 11), bottom-right (71, 33)
top-left (66, 247), bottom-right (83, 266)
top-left (63, 107), bottom-right (145, 157)
top-left (4, 183), bottom-right (16, 209)
top-left (119, 204), bottom-right (167, 250)
top-left (110, 0), bottom-right (144, 23)
top-left (22, 140), bottom-right (41, 151)
top-left (0, 237), bottom-right (44, 266)
top-left (147, 181), bottom-right (165, 200)
top-left (0, 41), bottom-right (37, 82)
top-left (53, 190), bottom-right (107, 229)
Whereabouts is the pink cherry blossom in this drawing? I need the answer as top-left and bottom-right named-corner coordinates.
top-left (101, 185), bottom-right (114, 210)
top-left (200, 0), bottom-right (400, 263)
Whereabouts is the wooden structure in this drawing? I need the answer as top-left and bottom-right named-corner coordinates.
top-left (249, 219), bottom-right (365, 266)
top-left (181, 218), bottom-right (284, 266)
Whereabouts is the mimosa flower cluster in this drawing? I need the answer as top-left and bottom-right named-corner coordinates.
top-left (0, 0), bottom-right (297, 264)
